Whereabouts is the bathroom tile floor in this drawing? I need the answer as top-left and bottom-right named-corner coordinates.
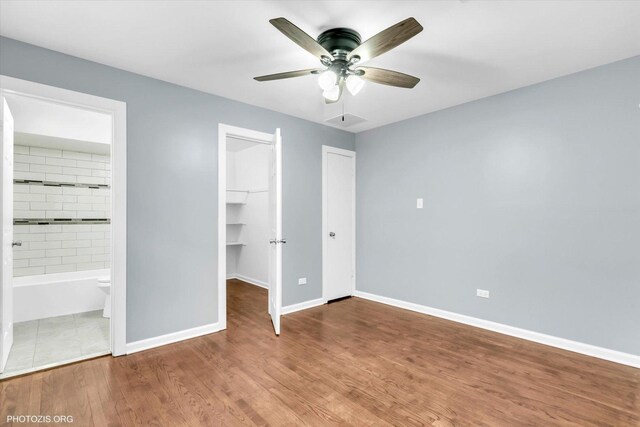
top-left (3, 310), bottom-right (109, 376)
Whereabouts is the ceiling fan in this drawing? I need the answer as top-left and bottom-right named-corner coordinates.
top-left (254, 17), bottom-right (423, 103)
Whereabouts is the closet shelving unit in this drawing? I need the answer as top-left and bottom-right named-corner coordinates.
top-left (226, 190), bottom-right (248, 247)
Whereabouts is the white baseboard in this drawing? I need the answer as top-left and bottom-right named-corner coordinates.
top-left (227, 274), bottom-right (268, 289)
top-left (353, 290), bottom-right (640, 369)
top-left (126, 322), bottom-right (224, 354)
top-left (282, 297), bottom-right (326, 315)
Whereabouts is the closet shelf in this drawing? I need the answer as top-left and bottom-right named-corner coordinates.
top-left (226, 189), bottom-right (249, 204)
top-left (226, 241), bottom-right (245, 246)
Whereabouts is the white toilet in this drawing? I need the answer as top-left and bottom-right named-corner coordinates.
top-left (97, 276), bottom-right (111, 318)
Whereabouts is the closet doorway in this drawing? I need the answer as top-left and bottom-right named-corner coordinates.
top-left (218, 124), bottom-right (282, 335)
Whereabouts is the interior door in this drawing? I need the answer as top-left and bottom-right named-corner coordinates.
top-left (267, 128), bottom-right (282, 335)
top-left (0, 97), bottom-right (14, 372)
top-left (324, 149), bottom-right (355, 302)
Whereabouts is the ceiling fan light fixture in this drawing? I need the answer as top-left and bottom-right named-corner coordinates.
top-left (346, 75), bottom-right (364, 95)
top-left (322, 84), bottom-right (341, 102)
top-left (318, 70), bottom-right (338, 91)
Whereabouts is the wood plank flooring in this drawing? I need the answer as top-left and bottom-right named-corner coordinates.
top-left (1, 279), bottom-right (638, 426)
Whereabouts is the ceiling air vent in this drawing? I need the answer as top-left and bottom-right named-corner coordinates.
top-left (325, 113), bottom-right (367, 127)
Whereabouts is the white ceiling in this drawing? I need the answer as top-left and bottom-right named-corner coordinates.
top-left (14, 133), bottom-right (111, 155)
top-left (2, 1), bottom-right (639, 133)
top-left (5, 94), bottom-right (112, 149)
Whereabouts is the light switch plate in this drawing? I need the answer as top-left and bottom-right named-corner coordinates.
top-left (298, 277), bottom-right (307, 285)
top-left (417, 198), bottom-right (423, 209)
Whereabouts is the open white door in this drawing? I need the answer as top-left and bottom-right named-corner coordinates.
top-left (268, 128), bottom-right (283, 335)
top-left (0, 98), bottom-right (14, 372)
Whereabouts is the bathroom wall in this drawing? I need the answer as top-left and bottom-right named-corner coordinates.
top-left (13, 144), bottom-right (111, 276)
top-left (14, 145), bottom-right (110, 187)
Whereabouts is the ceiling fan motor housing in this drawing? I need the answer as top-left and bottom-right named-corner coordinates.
top-left (317, 28), bottom-right (361, 60)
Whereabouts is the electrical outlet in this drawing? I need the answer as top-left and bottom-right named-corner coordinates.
top-left (298, 277), bottom-right (307, 285)
top-left (417, 198), bottom-right (423, 209)
top-left (477, 289), bottom-right (490, 298)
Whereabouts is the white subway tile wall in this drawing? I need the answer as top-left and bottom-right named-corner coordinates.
top-left (13, 145), bottom-right (111, 277)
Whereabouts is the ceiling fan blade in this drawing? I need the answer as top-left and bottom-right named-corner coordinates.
top-left (254, 69), bottom-right (322, 82)
top-left (270, 17), bottom-right (334, 61)
top-left (357, 66), bottom-right (420, 88)
top-left (348, 17), bottom-right (423, 63)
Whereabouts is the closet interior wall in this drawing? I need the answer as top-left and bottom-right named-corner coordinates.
top-left (226, 138), bottom-right (270, 288)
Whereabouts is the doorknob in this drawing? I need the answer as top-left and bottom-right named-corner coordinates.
top-left (12, 240), bottom-right (22, 247)
top-left (279, 239), bottom-right (287, 244)
top-left (329, 232), bottom-right (335, 237)
top-left (269, 239), bottom-right (277, 244)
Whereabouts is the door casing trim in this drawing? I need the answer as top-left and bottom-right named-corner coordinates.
top-left (0, 75), bottom-right (127, 357)
top-left (218, 124), bottom-right (276, 330)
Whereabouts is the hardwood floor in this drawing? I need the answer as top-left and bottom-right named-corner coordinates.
top-left (1, 279), bottom-right (638, 426)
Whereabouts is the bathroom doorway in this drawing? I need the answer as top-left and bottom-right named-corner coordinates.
top-left (0, 76), bottom-right (126, 378)
top-left (218, 124), bottom-right (282, 335)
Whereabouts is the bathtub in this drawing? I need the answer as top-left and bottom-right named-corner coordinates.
top-left (14, 269), bottom-right (109, 323)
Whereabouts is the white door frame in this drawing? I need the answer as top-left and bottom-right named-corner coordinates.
top-left (322, 145), bottom-right (356, 302)
top-left (217, 124), bottom-right (278, 330)
top-left (0, 75), bottom-right (127, 356)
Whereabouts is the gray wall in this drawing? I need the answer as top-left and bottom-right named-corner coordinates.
top-left (355, 56), bottom-right (640, 355)
top-left (0, 37), bottom-right (354, 342)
